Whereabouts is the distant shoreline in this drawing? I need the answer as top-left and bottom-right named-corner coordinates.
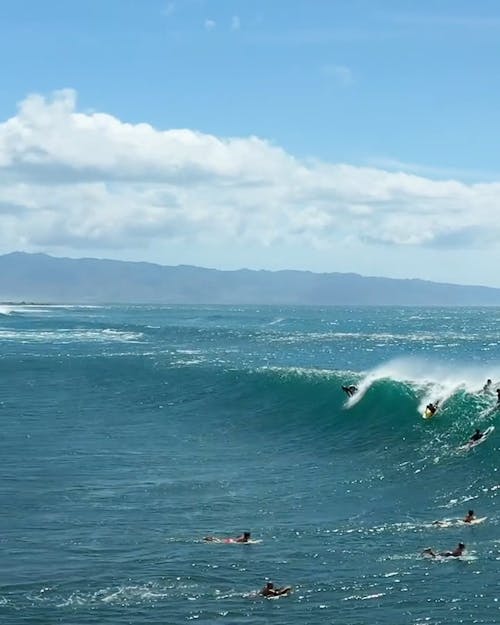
top-left (2, 252), bottom-right (500, 306)
top-left (0, 301), bottom-right (50, 306)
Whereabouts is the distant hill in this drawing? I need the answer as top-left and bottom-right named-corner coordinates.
top-left (1, 251), bottom-right (500, 306)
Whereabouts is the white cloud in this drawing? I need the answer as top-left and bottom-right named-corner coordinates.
top-left (204, 19), bottom-right (216, 31)
top-left (231, 15), bottom-right (240, 31)
top-left (0, 89), bottom-right (499, 260)
top-left (321, 64), bottom-right (354, 85)
top-left (365, 156), bottom-right (500, 183)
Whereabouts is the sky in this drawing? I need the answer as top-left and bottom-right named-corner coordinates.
top-left (1, 0), bottom-right (500, 286)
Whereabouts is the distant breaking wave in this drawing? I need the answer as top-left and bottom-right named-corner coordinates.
top-left (0, 328), bottom-right (143, 343)
top-left (0, 303), bottom-right (103, 316)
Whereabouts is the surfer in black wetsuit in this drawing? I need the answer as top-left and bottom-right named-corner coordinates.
top-left (342, 385), bottom-right (357, 397)
top-left (496, 389), bottom-right (500, 405)
top-left (470, 428), bottom-right (483, 442)
top-left (426, 401), bottom-right (439, 416)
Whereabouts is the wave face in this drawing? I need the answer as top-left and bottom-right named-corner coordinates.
top-left (2, 305), bottom-right (500, 625)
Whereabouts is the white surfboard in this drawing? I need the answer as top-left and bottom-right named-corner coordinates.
top-left (433, 516), bottom-right (487, 527)
top-left (462, 516), bottom-right (487, 525)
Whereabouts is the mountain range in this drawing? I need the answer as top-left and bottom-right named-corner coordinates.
top-left (1, 251), bottom-right (499, 306)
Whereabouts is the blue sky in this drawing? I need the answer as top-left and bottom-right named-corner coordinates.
top-left (1, 0), bottom-right (500, 286)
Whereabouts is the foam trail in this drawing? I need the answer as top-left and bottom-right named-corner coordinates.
top-left (344, 373), bottom-right (375, 408)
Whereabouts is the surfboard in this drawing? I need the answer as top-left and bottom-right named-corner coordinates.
top-left (422, 547), bottom-right (468, 560)
top-left (422, 401), bottom-right (441, 419)
top-left (262, 586), bottom-right (292, 598)
top-left (462, 516), bottom-right (487, 525)
top-left (423, 407), bottom-right (435, 420)
top-left (458, 425), bottom-right (495, 451)
top-left (204, 537), bottom-right (262, 544)
top-left (432, 519), bottom-right (453, 528)
top-left (433, 516), bottom-right (487, 527)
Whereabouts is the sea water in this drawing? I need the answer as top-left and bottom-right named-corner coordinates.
top-left (1, 304), bottom-right (500, 625)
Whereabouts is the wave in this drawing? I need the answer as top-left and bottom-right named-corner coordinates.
top-left (235, 359), bottom-right (500, 469)
top-left (255, 358), bottom-right (499, 419)
top-left (0, 304), bottom-right (50, 316)
top-left (0, 328), bottom-right (144, 343)
top-left (265, 330), bottom-right (500, 344)
top-left (0, 303), bottom-right (104, 316)
top-left (344, 357), bottom-right (500, 410)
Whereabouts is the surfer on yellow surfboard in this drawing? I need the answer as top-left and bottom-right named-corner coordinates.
top-left (423, 400), bottom-right (440, 419)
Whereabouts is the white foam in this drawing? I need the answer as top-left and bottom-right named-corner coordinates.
top-left (343, 592), bottom-right (386, 601)
top-left (56, 583), bottom-right (175, 608)
top-left (345, 357), bottom-right (500, 411)
top-left (0, 304), bottom-right (51, 315)
top-left (0, 328), bottom-right (143, 343)
top-left (259, 365), bottom-right (338, 380)
top-left (268, 317), bottom-right (285, 325)
top-left (0, 303), bottom-right (105, 315)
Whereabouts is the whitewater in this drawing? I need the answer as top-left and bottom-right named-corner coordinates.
top-left (1, 304), bottom-right (500, 625)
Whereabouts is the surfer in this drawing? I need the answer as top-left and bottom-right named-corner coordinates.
top-left (342, 384), bottom-right (357, 397)
top-left (469, 428), bottom-right (483, 442)
top-left (422, 542), bottom-right (465, 558)
top-left (459, 426), bottom-right (494, 451)
top-left (482, 379), bottom-right (492, 392)
top-left (426, 401), bottom-right (439, 416)
top-left (496, 389), bottom-right (500, 404)
top-left (433, 510), bottom-right (477, 526)
top-left (204, 531), bottom-right (251, 543)
top-left (260, 582), bottom-right (292, 597)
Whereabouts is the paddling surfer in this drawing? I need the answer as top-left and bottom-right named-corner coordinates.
top-left (422, 542), bottom-right (465, 558)
top-left (204, 531), bottom-right (251, 543)
top-left (463, 510), bottom-right (476, 523)
top-left (260, 582), bottom-right (292, 597)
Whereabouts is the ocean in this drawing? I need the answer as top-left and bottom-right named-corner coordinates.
top-left (1, 304), bottom-right (499, 625)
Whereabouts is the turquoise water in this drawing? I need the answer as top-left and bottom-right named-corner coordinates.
top-left (1, 304), bottom-right (500, 624)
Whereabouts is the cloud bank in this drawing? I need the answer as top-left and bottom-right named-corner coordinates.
top-left (0, 89), bottom-right (498, 256)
